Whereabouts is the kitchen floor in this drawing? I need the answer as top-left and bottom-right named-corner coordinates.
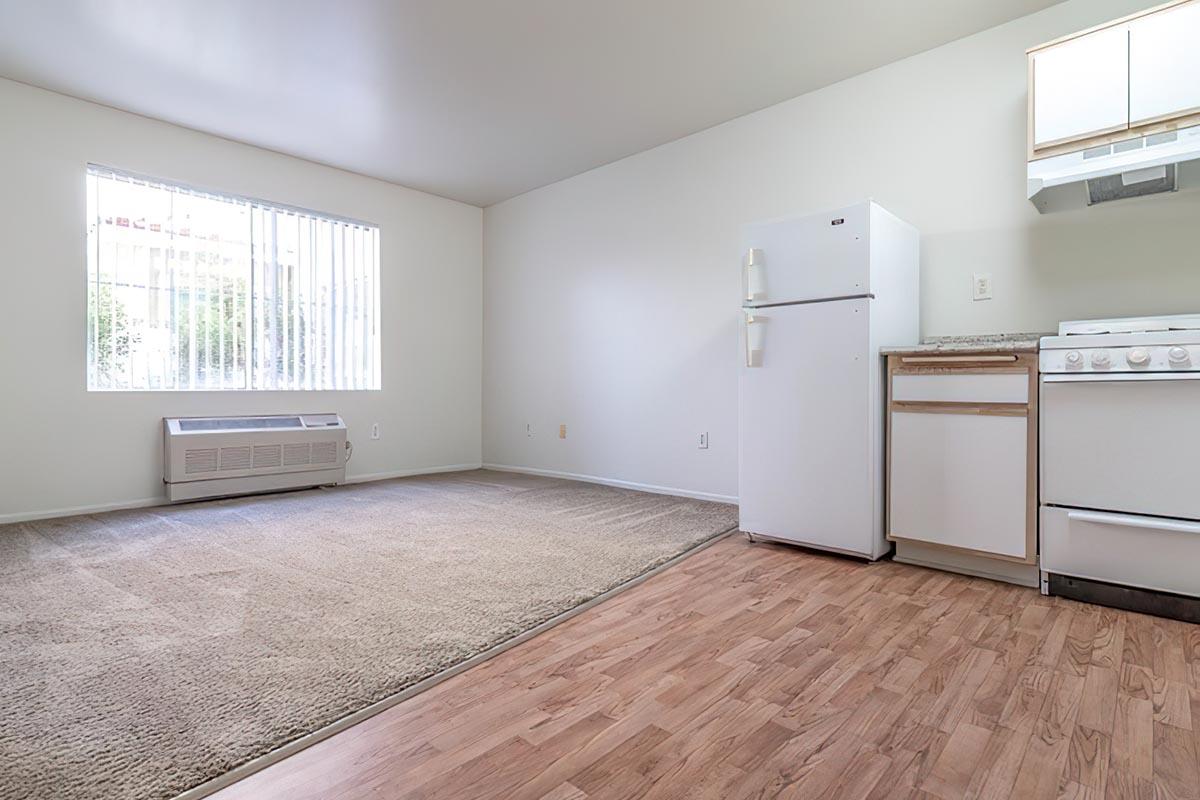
top-left (209, 535), bottom-right (1200, 800)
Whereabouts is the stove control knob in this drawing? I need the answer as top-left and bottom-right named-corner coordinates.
top-left (1065, 350), bottom-right (1084, 369)
top-left (1168, 346), bottom-right (1190, 366)
top-left (1091, 350), bottom-right (1111, 369)
top-left (1127, 347), bottom-right (1151, 368)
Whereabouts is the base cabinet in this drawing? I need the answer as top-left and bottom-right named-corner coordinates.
top-left (886, 352), bottom-right (1038, 574)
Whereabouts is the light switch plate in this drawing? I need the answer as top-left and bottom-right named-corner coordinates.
top-left (972, 273), bottom-right (993, 301)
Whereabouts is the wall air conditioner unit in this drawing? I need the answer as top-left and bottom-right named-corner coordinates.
top-left (164, 414), bottom-right (347, 502)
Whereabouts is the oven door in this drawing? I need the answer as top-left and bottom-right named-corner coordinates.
top-left (1041, 373), bottom-right (1200, 520)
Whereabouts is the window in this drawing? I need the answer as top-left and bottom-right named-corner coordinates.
top-left (86, 165), bottom-right (380, 391)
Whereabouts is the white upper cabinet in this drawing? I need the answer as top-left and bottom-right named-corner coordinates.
top-left (1032, 25), bottom-right (1129, 148)
top-left (1129, 1), bottom-right (1200, 126)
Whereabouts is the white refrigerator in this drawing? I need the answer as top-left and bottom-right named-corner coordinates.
top-left (739, 201), bottom-right (919, 560)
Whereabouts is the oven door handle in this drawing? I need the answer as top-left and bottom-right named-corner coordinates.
top-left (1043, 372), bottom-right (1200, 383)
top-left (1068, 510), bottom-right (1200, 536)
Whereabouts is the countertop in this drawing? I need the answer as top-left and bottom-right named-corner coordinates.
top-left (880, 332), bottom-right (1048, 356)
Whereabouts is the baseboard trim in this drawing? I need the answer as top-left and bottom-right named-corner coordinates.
top-left (342, 462), bottom-right (483, 484)
top-left (481, 462), bottom-right (738, 504)
top-left (0, 496), bottom-right (167, 526)
top-left (2, 464), bottom-right (729, 523)
top-left (172, 525), bottom-right (737, 800)
top-left (0, 463), bottom-right (484, 525)
top-left (894, 555), bottom-right (1040, 589)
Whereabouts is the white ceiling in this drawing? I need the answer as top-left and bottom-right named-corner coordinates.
top-left (0, 0), bottom-right (1059, 206)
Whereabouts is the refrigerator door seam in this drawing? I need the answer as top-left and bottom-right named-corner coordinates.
top-left (744, 293), bottom-right (875, 309)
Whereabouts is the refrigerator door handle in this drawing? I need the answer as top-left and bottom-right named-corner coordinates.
top-left (744, 248), bottom-right (765, 302)
top-left (745, 313), bottom-right (765, 367)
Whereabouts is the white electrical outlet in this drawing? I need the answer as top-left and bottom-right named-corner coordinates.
top-left (698, 432), bottom-right (709, 449)
top-left (526, 423), bottom-right (534, 438)
top-left (972, 273), bottom-right (993, 301)
top-left (370, 422), bottom-right (380, 440)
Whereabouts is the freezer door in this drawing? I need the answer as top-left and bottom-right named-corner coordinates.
top-left (741, 203), bottom-right (870, 306)
top-left (739, 299), bottom-right (878, 556)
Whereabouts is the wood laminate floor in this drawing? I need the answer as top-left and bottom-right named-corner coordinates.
top-left (209, 535), bottom-right (1200, 800)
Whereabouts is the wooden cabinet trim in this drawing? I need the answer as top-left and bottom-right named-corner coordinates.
top-left (888, 534), bottom-right (1036, 565)
top-left (1131, 105), bottom-right (1200, 130)
top-left (1032, 120), bottom-right (1132, 157)
top-left (890, 401), bottom-right (1027, 417)
top-left (1030, 110), bottom-right (1200, 162)
top-left (899, 354), bottom-right (1018, 364)
top-left (892, 365), bottom-right (1028, 376)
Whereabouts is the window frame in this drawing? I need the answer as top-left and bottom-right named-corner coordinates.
top-left (84, 163), bottom-right (382, 392)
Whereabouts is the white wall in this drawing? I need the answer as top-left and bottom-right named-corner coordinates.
top-left (482, 0), bottom-right (1200, 501)
top-left (0, 78), bottom-right (483, 522)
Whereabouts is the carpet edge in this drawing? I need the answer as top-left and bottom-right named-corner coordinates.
top-left (480, 463), bottom-right (738, 504)
top-left (170, 524), bottom-right (738, 800)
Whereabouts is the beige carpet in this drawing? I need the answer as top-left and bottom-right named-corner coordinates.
top-left (0, 469), bottom-right (737, 800)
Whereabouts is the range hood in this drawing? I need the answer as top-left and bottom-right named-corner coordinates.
top-left (1028, 123), bottom-right (1200, 213)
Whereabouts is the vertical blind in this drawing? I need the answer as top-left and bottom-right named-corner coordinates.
top-left (86, 165), bottom-right (381, 391)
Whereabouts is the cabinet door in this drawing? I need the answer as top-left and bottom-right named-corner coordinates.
top-left (1032, 25), bottom-right (1129, 149)
top-left (889, 410), bottom-right (1028, 560)
top-left (1129, 1), bottom-right (1200, 126)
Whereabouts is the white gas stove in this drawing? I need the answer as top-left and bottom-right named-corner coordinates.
top-left (1039, 314), bottom-right (1200, 621)
top-left (1040, 313), bottom-right (1200, 375)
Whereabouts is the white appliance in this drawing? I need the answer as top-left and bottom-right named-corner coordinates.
top-left (1040, 314), bottom-right (1200, 619)
top-left (1028, 124), bottom-right (1200, 213)
top-left (163, 414), bottom-right (347, 502)
top-left (738, 201), bottom-right (919, 560)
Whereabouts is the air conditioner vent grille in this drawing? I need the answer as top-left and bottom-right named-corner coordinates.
top-left (252, 444), bottom-right (282, 469)
top-left (165, 413), bottom-right (345, 502)
top-left (180, 416), bottom-right (303, 432)
top-left (282, 442), bottom-right (311, 466)
top-left (219, 446), bottom-right (252, 471)
top-left (184, 448), bottom-right (218, 474)
top-left (311, 441), bottom-right (338, 465)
